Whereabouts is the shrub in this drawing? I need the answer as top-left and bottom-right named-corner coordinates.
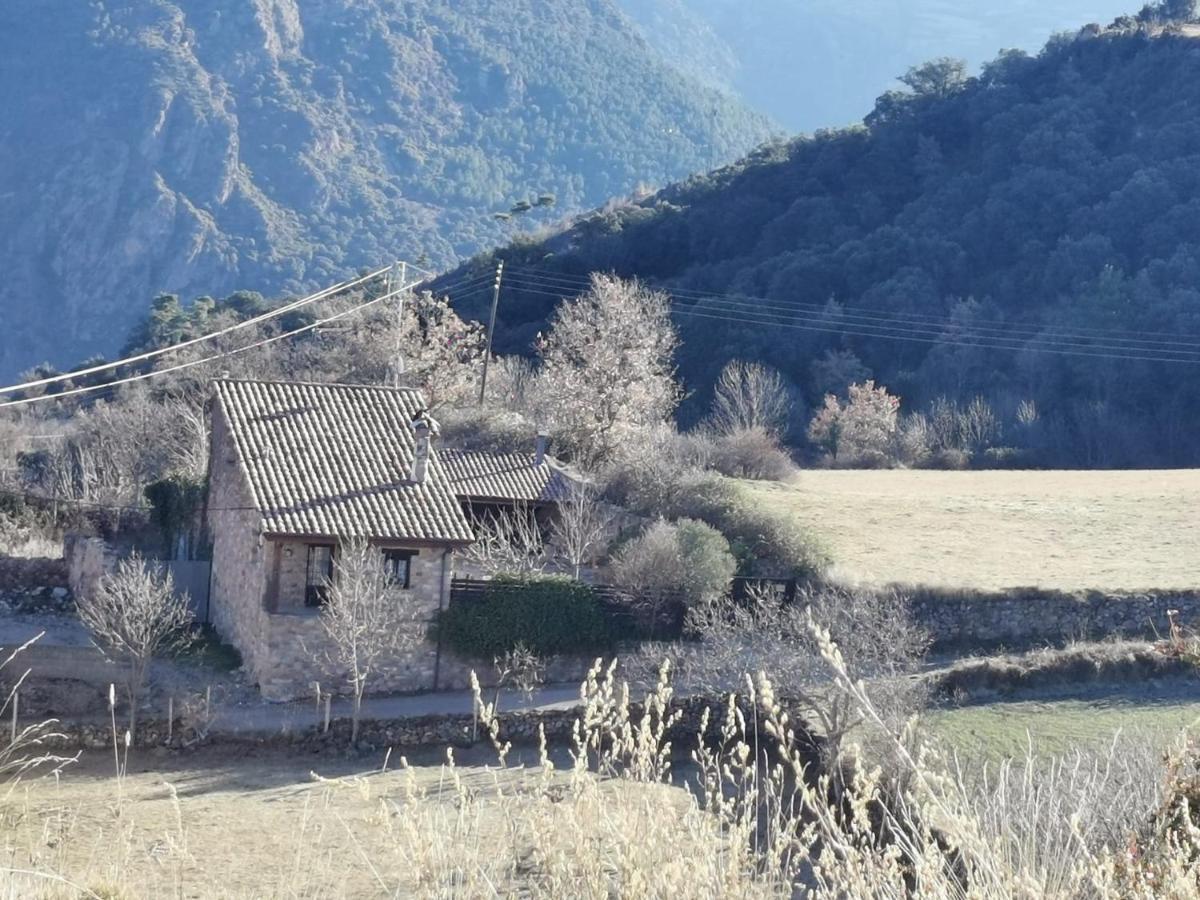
top-left (436, 575), bottom-right (613, 658)
top-left (706, 427), bottom-right (796, 480)
top-left (438, 405), bottom-right (538, 455)
top-left (599, 427), bottom-right (713, 516)
top-left (611, 518), bottom-right (736, 608)
top-left (662, 473), bottom-right (826, 578)
top-left (721, 502), bottom-right (827, 578)
top-left (674, 519), bottom-right (738, 601)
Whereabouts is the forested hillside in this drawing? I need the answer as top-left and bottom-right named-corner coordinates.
top-left (449, 18), bottom-right (1200, 467)
top-left (0, 0), bottom-right (771, 379)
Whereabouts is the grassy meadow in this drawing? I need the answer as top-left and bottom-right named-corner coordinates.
top-left (928, 676), bottom-right (1200, 762)
top-left (746, 468), bottom-right (1200, 591)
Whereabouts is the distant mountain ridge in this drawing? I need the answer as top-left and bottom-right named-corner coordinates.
top-left (617, 0), bottom-right (1137, 130)
top-left (0, 0), bottom-right (772, 378)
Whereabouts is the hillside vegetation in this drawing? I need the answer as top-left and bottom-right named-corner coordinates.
top-left (456, 15), bottom-right (1200, 467)
top-left (0, 0), bottom-right (771, 378)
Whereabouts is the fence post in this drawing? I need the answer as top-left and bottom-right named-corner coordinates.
top-left (10, 690), bottom-right (16, 742)
top-left (167, 696), bottom-right (174, 743)
top-left (323, 694), bottom-right (332, 734)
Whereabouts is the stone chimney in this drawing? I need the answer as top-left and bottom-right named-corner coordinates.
top-left (535, 432), bottom-right (549, 466)
top-left (410, 410), bottom-right (439, 484)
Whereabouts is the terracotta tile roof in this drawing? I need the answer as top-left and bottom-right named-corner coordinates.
top-left (440, 450), bottom-right (574, 504)
top-left (212, 380), bottom-right (473, 544)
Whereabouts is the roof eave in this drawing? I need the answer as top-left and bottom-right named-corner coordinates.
top-left (262, 531), bottom-right (473, 549)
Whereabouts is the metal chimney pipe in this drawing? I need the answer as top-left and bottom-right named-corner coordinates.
top-left (535, 433), bottom-right (548, 466)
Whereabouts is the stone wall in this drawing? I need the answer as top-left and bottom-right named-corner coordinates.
top-left (257, 607), bottom-right (443, 701)
top-left (911, 588), bottom-right (1200, 649)
top-left (0, 555), bottom-right (71, 612)
top-left (252, 545), bottom-right (456, 700)
top-left (206, 403), bottom-right (272, 682)
top-left (46, 695), bottom-right (822, 763)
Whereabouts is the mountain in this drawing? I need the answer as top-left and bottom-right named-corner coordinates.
top-left (0, 0), bottom-right (773, 379)
top-left (617, 0), bottom-right (1138, 131)
top-left (445, 18), bottom-right (1200, 467)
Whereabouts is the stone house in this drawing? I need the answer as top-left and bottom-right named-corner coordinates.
top-left (206, 379), bottom-right (476, 701)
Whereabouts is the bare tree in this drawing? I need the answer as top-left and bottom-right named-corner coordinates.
top-left (534, 275), bottom-right (680, 465)
top-left (319, 538), bottom-right (425, 744)
top-left (76, 552), bottom-right (194, 735)
top-left (551, 482), bottom-right (613, 578)
top-left (708, 360), bottom-right (794, 438)
top-left (463, 504), bottom-right (548, 576)
top-left (491, 642), bottom-right (545, 712)
top-left (960, 395), bottom-right (1002, 456)
top-left (663, 584), bottom-right (929, 770)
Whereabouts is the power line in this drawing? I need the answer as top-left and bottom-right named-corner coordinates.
top-left (673, 296), bottom-right (1200, 359)
top-left (0, 271), bottom-right (496, 412)
top-left (505, 271), bottom-right (1200, 351)
top-left (505, 268), bottom-right (1200, 350)
top-left (0, 282), bottom-right (415, 411)
top-left (498, 280), bottom-right (1200, 365)
top-left (0, 266), bottom-right (397, 396)
top-left (673, 306), bottom-right (1200, 366)
top-left (500, 269), bottom-right (1200, 360)
top-left (502, 265), bottom-right (1200, 347)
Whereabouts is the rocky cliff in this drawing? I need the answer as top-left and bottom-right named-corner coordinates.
top-left (0, 0), bottom-right (772, 376)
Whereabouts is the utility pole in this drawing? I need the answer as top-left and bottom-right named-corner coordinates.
top-left (478, 260), bottom-right (504, 405)
top-left (391, 260), bottom-right (408, 387)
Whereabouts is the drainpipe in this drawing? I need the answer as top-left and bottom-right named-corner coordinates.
top-left (433, 548), bottom-right (449, 691)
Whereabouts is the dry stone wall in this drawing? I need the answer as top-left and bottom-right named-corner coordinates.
top-left (912, 588), bottom-right (1200, 649)
top-left (46, 695), bottom-right (823, 763)
top-left (0, 555), bottom-right (71, 613)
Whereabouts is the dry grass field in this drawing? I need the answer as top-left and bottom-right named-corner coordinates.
top-left (746, 468), bottom-right (1200, 591)
top-left (0, 743), bottom-right (608, 899)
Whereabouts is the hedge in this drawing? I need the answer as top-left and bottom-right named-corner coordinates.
top-left (436, 575), bottom-right (615, 659)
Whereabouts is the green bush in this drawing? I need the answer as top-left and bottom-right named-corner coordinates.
top-left (666, 473), bottom-right (826, 579)
top-left (436, 575), bottom-right (614, 659)
top-left (722, 503), bottom-right (827, 579)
